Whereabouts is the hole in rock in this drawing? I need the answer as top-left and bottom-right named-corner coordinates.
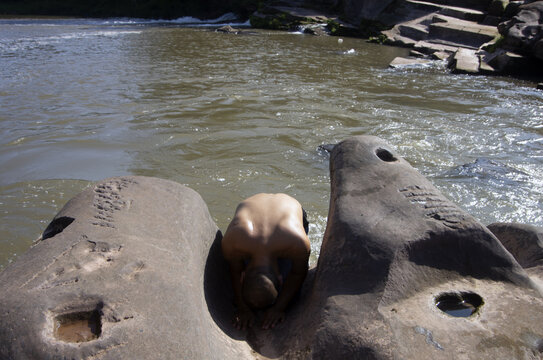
top-left (435, 292), bottom-right (483, 317)
top-left (42, 216), bottom-right (75, 240)
top-left (54, 309), bottom-right (102, 343)
top-left (376, 148), bottom-right (397, 162)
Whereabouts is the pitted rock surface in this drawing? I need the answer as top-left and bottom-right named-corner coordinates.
top-left (0, 176), bottom-right (253, 360)
top-left (1, 137), bottom-right (543, 359)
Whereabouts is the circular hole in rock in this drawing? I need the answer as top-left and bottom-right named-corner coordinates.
top-left (54, 309), bottom-right (102, 342)
top-left (435, 292), bottom-right (483, 318)
top-left (376, 148), bottom-right (397, 162)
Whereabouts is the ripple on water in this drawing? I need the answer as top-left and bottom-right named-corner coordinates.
top-left (0, 179), bottom-right (91, 271)
top-left (0, 23), bottom-right (542, 271)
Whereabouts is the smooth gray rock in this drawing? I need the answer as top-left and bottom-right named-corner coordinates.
top-left (2, 138), bottom-right (543, 359)
top-left (0, 176), bottom-right (252, 360)
top-left (298, 136), bottom-right (543, 359)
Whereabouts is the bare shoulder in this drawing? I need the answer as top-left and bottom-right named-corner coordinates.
top-left (222, 216), bottom-right (252, 259)
top-left (242, 193), bottom-right (301, 208)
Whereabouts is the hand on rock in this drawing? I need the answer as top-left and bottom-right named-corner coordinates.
top-left (261, 307), bottom-right (285, 330)
top-left (233, 306), bottom-right (254, 330)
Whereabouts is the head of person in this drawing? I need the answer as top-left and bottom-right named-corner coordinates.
top-left (242, 266), bottom-right (280, 309)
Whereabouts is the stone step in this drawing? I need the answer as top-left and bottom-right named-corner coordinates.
top-left (405, 0), bottom-right (486, 22)
top-left (398, 23), bottom-right (429, 40)
top-left (414, 40), bottom-right (460, 54)
top-left (429, 15), bottom-right (498, 48)
top-left (450, 48), bottom-right (480, 74)
top-left (425, 38), bottom-right (479, 50)
top-left (411, 0), bottom-right (493, 12)
top-left (382, 31), bottom-right (418, 47)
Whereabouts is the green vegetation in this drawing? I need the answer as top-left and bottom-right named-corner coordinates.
top-left (482, 35), bottom-right (506, 53)
top-left (368, 34), bottom-right (388, 44)
top-left (358, 18), bottom-right (390, 38)
top-left (0, 0), bottom-right (259, 19)
top-left (326, 19), bottom-right (340, 35)
top-left (249, 11), bottom-right (302, 31)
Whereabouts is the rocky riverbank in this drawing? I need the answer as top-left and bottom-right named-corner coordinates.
top-left (3, 0), bottom-right (542, 80)
top-left (249, 0), bottom-right (543, 81)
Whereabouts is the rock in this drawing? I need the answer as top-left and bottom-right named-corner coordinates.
top-left (450, 48), bottom-right (480, 74)
top-left (498, 0), bottom-right (543, 61)
top-left (389, 56), bottom-right (432, 68)
top-left (482, 14), bottom-right (503, 25)
top-left (538, 82), bottom-right (543, 89)
top-left (504, 0), bottom-right (524, 18)
top-left (488, 222), bottom-right (543, 289)
top-left (303, 25), bottom-right (330, 36)
top-left (216, 25), bottom-right (240, 34)
top-left (534, 37), bottom-right (543, 59)
top-left (485, 48), bottom-right (539, 74)
top-left (2, 141), bottom-right (543, 359)
top-left (0, 176), bottom-right (251, 359)
top-left (409, 49), bottom-right (427, 58)
top-left (487, 223), bottom-right (543, 269)
top-left (431, 51), bottom-right (453, 61)
top-left (318, 143), bottom-right (336, 153)
top-left (342, 0), bottom-right (396, 24)
top-left (302, 136), bottom-right (543, 359)
top-left (488, 0), bottom-right (509, 16)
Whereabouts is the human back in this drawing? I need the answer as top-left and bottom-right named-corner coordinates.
top-left (224, 193), bottom-right (308, 259)
top-left (222, 193), bottom-right (310, 329)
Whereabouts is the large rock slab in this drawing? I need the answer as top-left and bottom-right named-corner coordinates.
top-left (302, 136), bottom-right (543, 359)
top-left (2, 140), bottom-right (543, 359)
top-left (252, 136), bottom-right (543, 359)
top-left (0, 176), bottom-right (252, 359)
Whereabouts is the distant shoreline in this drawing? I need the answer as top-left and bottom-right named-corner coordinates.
top-left (0, 0), bottom-right (256, 21)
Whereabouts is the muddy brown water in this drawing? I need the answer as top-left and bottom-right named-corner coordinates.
top-left (1, 18), bottom-right (542, 270)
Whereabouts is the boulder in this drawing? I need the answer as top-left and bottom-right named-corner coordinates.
top-left (297, 136), bottom-right (543, 359)
top-left (0, 176), bottom-right (251, 359)
top-left (216, 25), bottom-right (241, 34)
top-left (2, 139), bottom-right (543, 359)
top-left (498, 0), bottom-right (543, 61)
top-left (484, 48), bottom-right (540, 74)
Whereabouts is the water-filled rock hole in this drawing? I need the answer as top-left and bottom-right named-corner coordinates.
top-left (376, 148), bottom-right (397, 162)
top-left (435, 292), bottom-right (483, 317)
top-left (54, 309), bottom-right (102, 342)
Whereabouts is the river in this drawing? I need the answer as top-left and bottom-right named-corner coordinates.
top-left (1, 17), bottom-right (542, 270)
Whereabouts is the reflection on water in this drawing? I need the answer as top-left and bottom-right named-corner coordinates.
top-left (1, 19), bottom-right (542, 270)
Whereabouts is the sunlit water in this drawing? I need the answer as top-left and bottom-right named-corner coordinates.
top-left (1, 17), bottom-right (542, 270)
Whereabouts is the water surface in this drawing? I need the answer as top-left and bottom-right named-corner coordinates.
top-left (1, 18), bottom-right (542, 270)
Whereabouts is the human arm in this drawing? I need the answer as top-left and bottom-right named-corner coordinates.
top-left (262, 252), bottom-right (309, 329)
top-left (227, 258), bottom-right (255, 330)
top-left (222, 226), bottom-right (255, 330)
